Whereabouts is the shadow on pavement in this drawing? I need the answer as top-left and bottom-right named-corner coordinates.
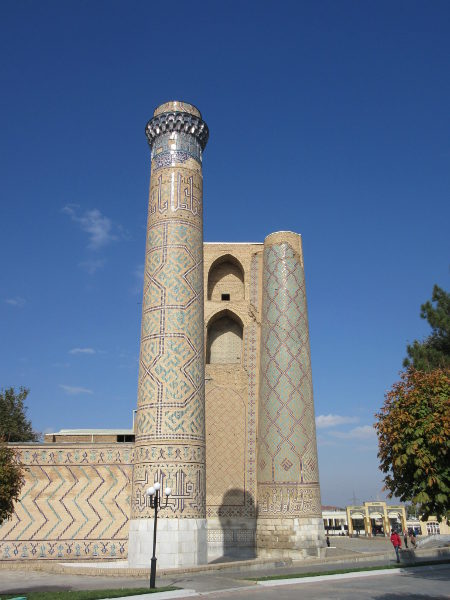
top-left (402, 561), bottom-right (450, 583)
top-left (375, 595), bottom-right (448, 600)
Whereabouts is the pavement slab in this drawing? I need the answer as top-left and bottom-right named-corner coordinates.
top-left (0, 544), bottom-right (449, 598)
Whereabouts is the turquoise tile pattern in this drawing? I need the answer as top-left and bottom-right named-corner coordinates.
top-left (257, 239), bottom-right (321, 517)
top-left (131, 103), bottom-right (208, 520)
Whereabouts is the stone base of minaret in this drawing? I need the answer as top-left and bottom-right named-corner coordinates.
top-left (256, 518), bottom-right (326, 559)
top-left (128, 518), bottom-right (207, 568)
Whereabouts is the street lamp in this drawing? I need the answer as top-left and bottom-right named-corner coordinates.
top-left (145, 481), bottom-right (172, 589)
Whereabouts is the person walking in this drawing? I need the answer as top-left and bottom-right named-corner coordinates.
top-left (403, 530), bottom-right (408, 548)
top-left (390, 530), bottom-right (402, 563)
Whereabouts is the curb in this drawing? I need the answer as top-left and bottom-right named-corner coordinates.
top-left (0, 556), bottom-right (293, 577)
top-left (0, 547), bottom-right (448, 578)
top-left (98, 591), bottom-right (197, 600)
top-left (257, 563), bottom-right (450, 587)
top-left (95, 562), bottom-right (450, 599)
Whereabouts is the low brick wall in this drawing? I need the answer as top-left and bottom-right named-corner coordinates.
top-left (0, 444), bottom-right (132, 561)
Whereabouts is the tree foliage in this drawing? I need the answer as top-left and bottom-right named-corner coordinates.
top-left (0, 387), bottom-right (40, 442)
top-left (0, 442), bottom-right (24, 525)
top-left (404, 285), bottom-right (450, 371)
top-left (375, 368), bottom-right (450, 521)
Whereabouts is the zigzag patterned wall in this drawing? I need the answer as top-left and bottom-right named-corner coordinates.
top-left (0, 445), bottom-right (132, 561)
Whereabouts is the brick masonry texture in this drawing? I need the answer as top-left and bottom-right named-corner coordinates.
top-left (1, 103), bottom-right (323, 561)
top-left (204, 244), bottom-right (261, 527)
top-left (131, 102), bottom-right (208, 521)
top-left (257, 233), bottom-right (322, 521)
top-left (1, 234), bottom-right (324, 561)
top-left (0, 445), bottom-right (132, 561)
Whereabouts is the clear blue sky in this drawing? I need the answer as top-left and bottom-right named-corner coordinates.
top-left (1, 0), bottom-right (449, 506)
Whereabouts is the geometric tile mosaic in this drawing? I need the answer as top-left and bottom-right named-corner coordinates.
top-left (204, 252), bottom-right (260, 520)
top-left (257, 240), bottom-right (321, 518)
top-left (132, 124), bottom-right (207, 520)
top-left (0, 445), bottom-right (131, 561)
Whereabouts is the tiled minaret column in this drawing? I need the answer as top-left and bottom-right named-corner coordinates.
top-left (128, 101), bottom-right (209, 568)
top-left (256, 231), bottom-right (325, 558)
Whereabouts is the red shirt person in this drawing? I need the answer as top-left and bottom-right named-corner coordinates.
top-left (390, 530), bottom-right (402, 563)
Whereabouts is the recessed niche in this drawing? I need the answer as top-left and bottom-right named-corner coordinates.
top-left (207, 255), bottom-right (245, 301)
top-left (206, 312), bottom-right (243, 364)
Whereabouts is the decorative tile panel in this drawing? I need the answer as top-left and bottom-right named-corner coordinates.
top-left (132, 103), bottom-right (208, 520)
top-left (205, 247), bottom-right (260, 520)
top-left (257, 237), bottom-right (322, 518)
top-left (0, 445), bottom-right (131, 561)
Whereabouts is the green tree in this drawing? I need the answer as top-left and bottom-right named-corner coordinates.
top-left (404, 285), bottom-right (450, 371)
top-left (0, 442), bottom-right (24, 525)
top-left (375, 368), bottom-right (450, 521)
top-left (405, 501), bottom-right (420, 519)
top-left (0, 387), bottom-right (40, 442)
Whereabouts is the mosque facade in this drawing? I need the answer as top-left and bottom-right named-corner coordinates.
top-left (0, 102), bottom-right (324, 566)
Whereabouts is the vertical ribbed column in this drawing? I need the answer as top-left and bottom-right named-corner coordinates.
top-left (256, 231), bottom-right (325, 558)
top-left (129, 101), bottom-right (209, 568)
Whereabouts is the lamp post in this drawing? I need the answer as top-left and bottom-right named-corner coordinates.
top-left (145, 482), bottom-right (172, 589)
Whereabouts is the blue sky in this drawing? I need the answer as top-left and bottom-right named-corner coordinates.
top-left (1, 0), bottom-right (449, 506)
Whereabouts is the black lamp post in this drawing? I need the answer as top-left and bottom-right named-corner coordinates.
top-left (145, 481), bottom-right (172, 589)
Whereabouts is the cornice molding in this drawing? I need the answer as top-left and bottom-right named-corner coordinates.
top-left (145, 111), bottom-right (209, 150)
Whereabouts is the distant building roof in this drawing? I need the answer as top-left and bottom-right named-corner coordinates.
top-left (48, 429), bottom-right (134, 435)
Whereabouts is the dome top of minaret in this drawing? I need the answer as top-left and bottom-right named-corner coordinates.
top-left (153, 101), bottom-right (201, 118)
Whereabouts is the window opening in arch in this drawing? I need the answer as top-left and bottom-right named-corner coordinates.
top-left (206, 314), bottom-right (243, 364)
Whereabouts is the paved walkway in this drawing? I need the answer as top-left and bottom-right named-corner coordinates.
top-left (0, 538), bottom-right (448, 597)
top-left (2, 563), bottom-right (450, 599)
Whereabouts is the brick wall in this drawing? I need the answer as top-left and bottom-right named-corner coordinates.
top-left (0, 444), bottom-right (132, 561)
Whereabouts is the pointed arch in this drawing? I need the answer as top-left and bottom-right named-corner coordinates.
top-left (207, 254), bottom-right (245, 301)
top-left (206, 309), bottom-right (244, 365)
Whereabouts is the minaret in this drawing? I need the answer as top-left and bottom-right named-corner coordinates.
top-left (256, 231), bottom-right (325, 558)
top-left (128, 101), bottom-right (209, 568)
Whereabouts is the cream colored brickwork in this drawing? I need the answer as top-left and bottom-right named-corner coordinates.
top-left (3, 236), bottom-right (324, 563)
top-left (0, 444), bottom-right (132, 561)
top-left (204, 244), bottom-right (262, 528)
top-left (205, 384), bottom-right (246, 506)
top-left (207, 316), bottom-right (243, 364)
top-left (207, 258), bottom-right (245, 301)
top-left (2, 101), bottom-right (326, 563)
top-left (132, 102), bottom-right (208, 522)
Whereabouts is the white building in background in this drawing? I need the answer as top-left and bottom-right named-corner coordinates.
top-left (322, 502), bottom-right (408, 537)
top-left (322, 507), bottom-right (347, 535)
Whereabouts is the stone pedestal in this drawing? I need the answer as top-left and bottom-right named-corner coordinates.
top-left (128, 518), bottom-right (207, 568)
top-left (257, 517), bottom-right (325, 559)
